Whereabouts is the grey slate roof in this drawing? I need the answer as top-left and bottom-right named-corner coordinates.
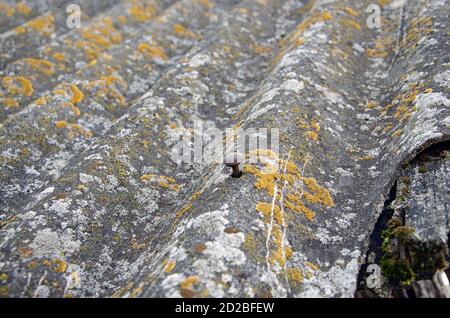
top-left (0, 0), bottom-right (449, 298)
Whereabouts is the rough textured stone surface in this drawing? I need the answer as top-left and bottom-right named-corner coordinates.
top-left (0, 0), bottom-right (449, 298)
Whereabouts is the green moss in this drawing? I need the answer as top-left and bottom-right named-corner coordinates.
top-left (418, 165), bottom-right (428, 173)
top-left (392, 226), bottom-right (415, 244)
top-left (380, 222), bottom-right (417, 285)
top-left (380, 257), bottom-right (416, 285)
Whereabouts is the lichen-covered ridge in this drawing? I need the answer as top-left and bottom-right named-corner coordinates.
top-left (0, 0), bottom-right (449, 298)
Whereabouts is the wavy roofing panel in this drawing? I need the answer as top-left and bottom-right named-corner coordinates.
top-left (0, 0), bottom-right (449, 298)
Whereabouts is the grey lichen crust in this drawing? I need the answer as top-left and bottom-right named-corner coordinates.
top-left (0, 0), bottom-right (449, 298)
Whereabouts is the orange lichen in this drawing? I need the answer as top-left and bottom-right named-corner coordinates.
top-left (305, 261), bottom-right (319, 271)
top-left (0, 3), bottom-right (15, 17)
top-left (140, 174), bottom-right (180, 191)
top-left (297, 11), bottom-right (333, 34)
top-left (392, 129), bottom-right (403, 138)
top-left (402, 16), bottom-right (433, 49)
top-left (138, 43), bottom-right (169, 61)
top-left (344, 7), bottom-right (359, 17)
top-left (176, 203), bottom-right (193, 218)
top-left (34, 96), bottom-right (47, 106)
top-left (16, 2), bottom-right (32, 16)
top-left (252, 43), bottom-right (272, 55)
top-left (77, 17), bottom-right (122, 60)
top-left (128, 3), bottom-right (157, 22)
top-left (163, 259), bottom-right (176, 273)
top-left (52, 259), bottom-right (68, 273)
top-left (197, 0), bottom-right (213, 8)
top-left (180, 276), bottom-right (199, 298)
top-left (366, 101), bottom-right (377, 109)
top-left (306, 131), bottom-right (318, 141)
top-left (84, 75), bottom-right (127, 108)
top-left (23, 58), bottom-right (55, 76)
top-left (77, 184), bottom-right (87, 191)
top-left (245, 150), bottom-right (333, 268)
top-left (70, 84), bottom-right (84, 104)
top-left (341, 18), bottom-right (361, 30)
top-left (3, 98), bottom-right (19, 108)
top-left (287, 268), bottom-right (303, 286)
top-left (2, 76), bottom-right (33, 97)
top-left (276, 11), bottom-right (332, 59)
top-left (17, 14), bottom-right (55, 37)
top-left (173, 24), bottom-right (201, 40)
top-left (69, 123), bottom-right (93, 138)
top-left (55, 120), bottom-right (69, 129)
top-left (52, 52), bottom-right (66, 63)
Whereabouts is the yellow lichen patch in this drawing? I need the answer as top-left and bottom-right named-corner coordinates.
top-left (366, 48), bottom-right (388, 58)
top-left (176, 203), bottom-right (193, 218)
top-left (252, 43), bottom-right (272, 55)
top-left (245, 150), bottom-right (334, 268)
top-left (16, 2), bottom-right (32, 16)
top-left (297, 11), bottom-right (333, 34)
top-left (52, 259), bottom-right (68, 273)
top-left (2, 98), bottom-right (19, 108)
top-left (302, 178), bottom-right (334, 207)
top-left (402, 16), bottom-right (433, 50)
top-left (18, 13), bottom-right (55, 37)
top-left (0, 3), bottom-right (15, 17)
top-left (128, 3), bottom-right (157, 22)
top-left (137, 43), bottom-right (169, 61)
top-left (61, 102), bottom-right (81, 116)
top-left (2, 76), bottom-right (33, 97)
top-left (117, 15), bottom-right (127, 25)
top-left (69, 123), bottom-right (93, 139)
top-left (306, 131), bottom-right (318, 141)
top-left (173, 24), bottom-right (201, 40)
top-left (0, 273), bottom-right (8, 282)
top-left (366, 100), bottom-right (377, 109)
top-left (366, 35), bottom-right (395, 59)
top-left (55, 121), bottom-right (92, 138)
top-left (77, 17), bottom-right (122, 60)
top-left (305, 261), bottom-right (319, 271)
top-left (256, 202), bottom-right (283, 225)
top-left (287, 268), bottom-right (303, 286)
top-left (196, 0), bottom-right (213, 8)
top-left (55, 120), bottom-right (69, 129)
top-left (378, 0), bottom-right (391, 7)
top-left (33, 96), bottom-right (47, 106)
top-left (77, 184), bottom-right (87, 191)
top-left (52, 52), bottom-right (66, 63)
top-left (298, 118), bottom-right (320, 141)
top-left (341, 18), bottom-right (361, 30)
top-left (140, 174), bottom-right (180, 191)
top-left (310, 121), bottom-right (320, 133)
top-left (388, 83), bottom-right (427, 122)
top-left (392, 129), bottom-right (403, 138)
top-left (163, 259), bottom-right (176, 273)
top-left (180, 276), bottom-right (199, 298)
top-left (356, 155), bottom-right (375, 161)
top-left (276, 11), bottom-right (332, 59)
top-left (70, 84), bottom-right (84, 104)
top-left (84, 75), bottom-right (127, 108)
top-left (344, 7), bottom-right (359, 17)
top-left (23, 58), bottom-right (55, 76)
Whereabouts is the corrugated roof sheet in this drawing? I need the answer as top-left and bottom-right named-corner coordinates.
top-left (0, 0), bottom-right (449, 297)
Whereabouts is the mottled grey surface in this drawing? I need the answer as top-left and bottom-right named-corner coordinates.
top-left (0, 0), bottom-right (449, 298)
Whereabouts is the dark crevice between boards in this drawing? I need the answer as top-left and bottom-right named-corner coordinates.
top-left (355, 141), bottom-right (450, 298)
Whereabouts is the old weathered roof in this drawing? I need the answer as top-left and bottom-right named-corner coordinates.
top-left (0, 0), bottom-right (449, 297)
